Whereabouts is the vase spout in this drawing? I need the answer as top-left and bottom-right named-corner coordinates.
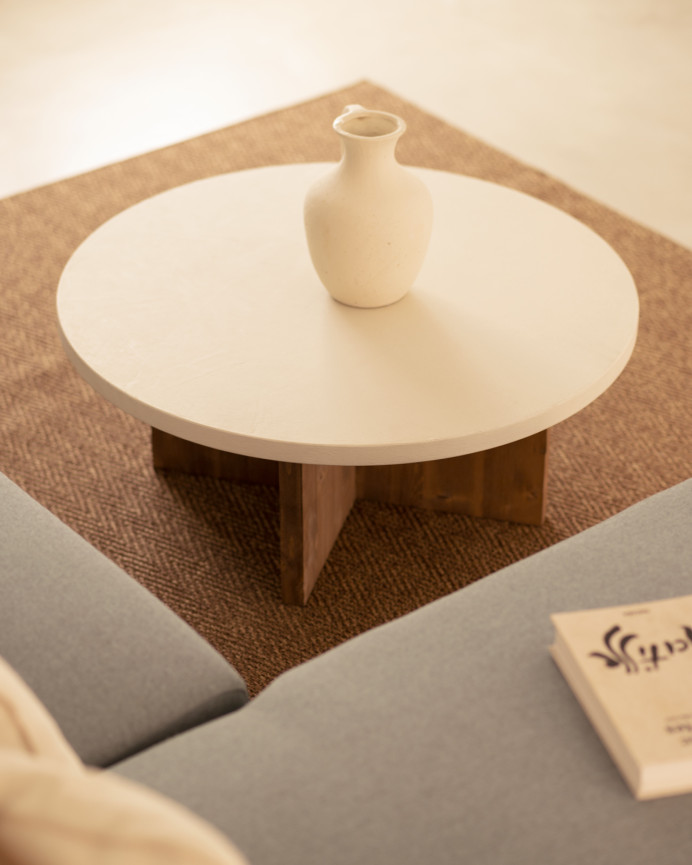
top-left (334, 105), bottom-right (406, 140)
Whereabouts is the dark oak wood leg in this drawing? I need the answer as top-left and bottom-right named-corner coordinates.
top-left (356, 429), bottom-right (548, 526)
top-left (278, 463), bottom-right (357, 605)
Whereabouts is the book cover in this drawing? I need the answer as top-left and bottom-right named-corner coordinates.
top-left (550, 593), bottom-right (692, 799)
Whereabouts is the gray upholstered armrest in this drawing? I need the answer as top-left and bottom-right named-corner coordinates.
top-left (0, 472), bottom-right (249, 766)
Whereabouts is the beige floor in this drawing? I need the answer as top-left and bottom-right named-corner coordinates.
top-left (1, 0), bottom-right (690, 249)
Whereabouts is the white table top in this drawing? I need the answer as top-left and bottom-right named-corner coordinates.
top-left (57, 163), bottom-right (638, 466)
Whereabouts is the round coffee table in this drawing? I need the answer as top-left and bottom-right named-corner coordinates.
top-left (57, 163), bottom-right (638, 603)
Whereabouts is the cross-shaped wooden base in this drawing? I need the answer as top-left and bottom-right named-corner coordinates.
top-left (152, 428), bottom-right (548, 604)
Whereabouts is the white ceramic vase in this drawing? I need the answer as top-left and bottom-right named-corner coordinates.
top-left (304, 104), bottom-right (433, 308)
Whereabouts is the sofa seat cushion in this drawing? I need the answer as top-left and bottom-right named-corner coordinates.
top-left (0, 472), bottom-right (248, 767)
top-left (115, 480), bottom-right (692, 865)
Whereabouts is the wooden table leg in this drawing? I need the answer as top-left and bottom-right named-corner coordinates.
top-left (356, 429), bottom-right (549, 526)
top-left (278, 463), bottom-right (357, 605)
top-left (152, 429), bottom-right (358, 604)
top-left (152, 427), bottom-right (278, 484)
top-left (151, 427), bottom-right (547, 604)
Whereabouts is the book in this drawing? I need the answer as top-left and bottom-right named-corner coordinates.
top-left (550, 593), bottom-right (692, 800)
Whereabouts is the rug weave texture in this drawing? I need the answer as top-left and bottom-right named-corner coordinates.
top-left (1, 81), bottom-right (691, 695)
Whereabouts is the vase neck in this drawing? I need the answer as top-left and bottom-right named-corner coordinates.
top-left (333, 105), bottom-right (405, 177)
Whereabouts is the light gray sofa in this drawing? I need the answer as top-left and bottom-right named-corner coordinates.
top-left (2, 468), bottom-right (692, 864)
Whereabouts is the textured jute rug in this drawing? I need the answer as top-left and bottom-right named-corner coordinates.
top-left (1, 81), bottom-right (691, 696)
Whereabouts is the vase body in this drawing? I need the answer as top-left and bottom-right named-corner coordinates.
top-left (304, 105), bottom-right (433, 308)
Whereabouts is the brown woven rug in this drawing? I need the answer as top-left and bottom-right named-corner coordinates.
top-left (1, 81), bottom-right (691, 696)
